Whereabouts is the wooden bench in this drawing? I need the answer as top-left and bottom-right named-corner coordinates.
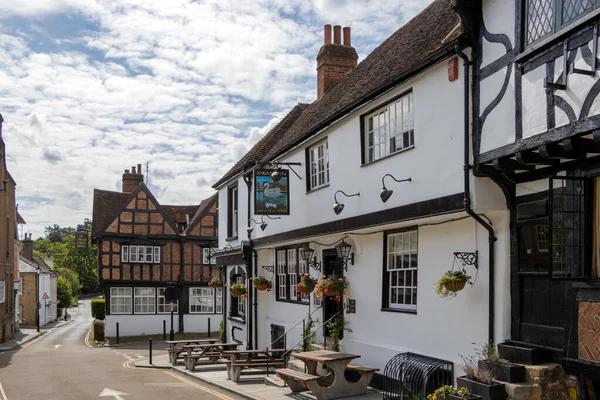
top-left (346, 364), bottom-right (379, 372)
top-left (184, 352), bottom-right (222, 371)
top-left (227, 359), bottom-right (286, 382)
top-left (275, 368), bottom-right (320, 393)
top-left (166, 348), bottom-right (186, 364)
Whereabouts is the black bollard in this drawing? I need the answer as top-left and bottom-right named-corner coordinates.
top-left (208, 318), bottom-right (211, 338)
top-left (116, 322), bottom-right (120, 344)
top-left (149, 338), bottom-right (153, 365)
top-left (163, 320), bottom-right (166, 340)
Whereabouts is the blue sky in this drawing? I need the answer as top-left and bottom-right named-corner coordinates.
top-left (0, 0), bottom-right (433, 237)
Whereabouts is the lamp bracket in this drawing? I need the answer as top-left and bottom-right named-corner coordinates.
top-left (453, 251), bottom-right (478, 269)
top-left (262, 265), bottom-right (274, 273)
top-left (381, 174), bottom-right (412, 186)
top-left (309, 259), bottom-right (322, 272)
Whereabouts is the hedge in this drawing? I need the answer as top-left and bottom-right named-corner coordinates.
top-left (91, 299), bottom-right (106, 320)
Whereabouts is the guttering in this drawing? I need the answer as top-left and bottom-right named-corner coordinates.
top-left (456, 48), bottom-right (497, 342)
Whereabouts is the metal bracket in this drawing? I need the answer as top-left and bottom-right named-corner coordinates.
top-left (453, 251), bottom-right (478, 269)
top-left (309, 260), bottom-right (322, 272)
top-left (570, 25), bottom-right (598, 76)
top-left (545, 41), bottom-right (569, 90)
top-left (261, 265), bottom-right (274, 273)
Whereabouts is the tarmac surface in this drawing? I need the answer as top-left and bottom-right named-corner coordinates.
top-left (0, 298), bottom-right (244, 400)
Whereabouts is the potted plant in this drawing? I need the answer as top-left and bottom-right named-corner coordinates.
top-left (316, 273), bottom-right (348, 302)
top-left (477, 341), bottom-right (525, 383)
top-left (229, 282), bottom-right (247, 297)
top-left (435, 269), bottom-right (471, 299)
top-left (208, 277), bottom-right (223, 288)
top-left (427, 385), bottom-right (482, 400)
top-left (252, 276), bottom-right (272, 291)
top-left (297, 273), bottom-right (318, 295)
top-left (456, 354), bottom-right (505, 400)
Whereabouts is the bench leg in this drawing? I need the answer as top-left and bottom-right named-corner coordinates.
top-left (283, 378), bottom-right (308, 393)
top-left (189, 358), bottom-right (198, 372)
top-left (169, 352), bottom-right (176, 364)
top-left (229, 366), bottom-right (242, 382)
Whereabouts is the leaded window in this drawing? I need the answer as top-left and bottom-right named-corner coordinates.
top-left (526, 0), bottom-right (599, 45)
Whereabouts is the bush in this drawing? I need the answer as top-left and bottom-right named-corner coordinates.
top-left (91, 299), bottom-right (106, 320)
top-left (57, 277), bottom-right (73, 309)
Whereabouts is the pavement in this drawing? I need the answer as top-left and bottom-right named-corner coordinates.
top-left (135, 354), bottom-right (384, 400)
top-left (0, 298), bottom-right (245, 400)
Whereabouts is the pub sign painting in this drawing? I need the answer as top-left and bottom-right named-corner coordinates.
top-left (254, 169), bottom-right (290, 215)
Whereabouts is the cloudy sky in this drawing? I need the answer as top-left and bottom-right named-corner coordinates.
top-left (0, 0), bottom-right (433, 238)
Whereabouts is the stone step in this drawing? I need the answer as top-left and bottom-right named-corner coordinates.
top-left (264, 376), bottom-right (286, 388)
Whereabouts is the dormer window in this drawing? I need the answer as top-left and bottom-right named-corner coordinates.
top-left (122, 245), bottom-right (160, 263)
top-left (526, 0), bottom-right (599, 45)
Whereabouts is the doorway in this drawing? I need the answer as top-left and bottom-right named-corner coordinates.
top-left (270, 324), bottom-right (285, 358)
top-left (322, 249), bottom-right (343, 338)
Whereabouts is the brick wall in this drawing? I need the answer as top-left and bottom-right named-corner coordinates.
top-left (20, 273), bottom-right (37, 327)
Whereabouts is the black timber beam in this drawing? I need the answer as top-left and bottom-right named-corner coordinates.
top-left (539, 142), bottom-right (577, 159)
top-left (493, 157), bottom-right (535, 172)
top-left (516, 151), bottom-right (560, 166)
top-left (563, 137), bottom-right (600, 154)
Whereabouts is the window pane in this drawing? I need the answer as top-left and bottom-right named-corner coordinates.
top-left (122, 246), bottom-right (128, 263)
top-left (386, 230), bottom-right (418, 310)
top-left (130, 246), bottom-right (137, 262)
top-left (527, 0), bottom-right (554, 44)
top-left (562, 0), bottom-right (595, 25)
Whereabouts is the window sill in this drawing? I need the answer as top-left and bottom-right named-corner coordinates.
top-left (306, 184), bottom-right (330, 194)
top-left (228, 316), bottom-right (246, 324)
top-left (276, 298), bottom-right (310, 305)
top-left (381, 307), bottom-right (417, 315)
top-left (226, 236), bottom-right (238, 242)
top-left (361, 146), bottom-right (415, 167)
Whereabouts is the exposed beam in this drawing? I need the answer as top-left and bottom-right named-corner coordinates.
top-left (561, 137), bottom-right (600, 154)
top-left (539, 142), bottom-right (573, 159)
top-left (493, 158), bottom-right (535, 172)
top-left (592, 129), bottom-right (600, 143)
top-left (516, 151), bottom-right (560, 166)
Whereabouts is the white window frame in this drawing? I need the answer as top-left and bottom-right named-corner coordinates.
top-left (190, 287), bottom-right (215, 313)
top-left (216, 287), bottom-right (223, 313)
top-left (288, 249), bottom-right (298, 300)
top-left (203, 248), bottom-right (216, 265)
top-left (130, 245), bottom-right (138, 263)
top-left (110, 287), bottom-right (132, 314)
top-left (364, 91), bottom-right (414, 164)
top-left (308, 139), bottom-right (329, 191)
top-left (154, 247), bottom-right (160, 263)
top-left (277, 250), bottom-right (287, 299)
top-left (386, 230), bottom-right (418, 311)
top-left (134, 287), bottom-right (156, 314)
top-left (236, 277), bottom-right (245, 315)
top-left (299, 260), bottom-right (310, 302)
top-left (0, 280), bottom-right (5, 304)
top-left (122, 245), bottom-right (129, 262)
top-left (157, 287), bottom-right (178, 314)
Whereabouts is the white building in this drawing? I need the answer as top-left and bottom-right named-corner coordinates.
top-left (213, 0), bottom-right (512, 381)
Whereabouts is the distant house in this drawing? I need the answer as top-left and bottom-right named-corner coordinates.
top-left (18, 234), bottom-right (59, 328)
top-left (92, 164), bottom-right (219, 337)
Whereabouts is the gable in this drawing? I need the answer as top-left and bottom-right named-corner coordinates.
top-left (185, 194), bottom-right (218, 237)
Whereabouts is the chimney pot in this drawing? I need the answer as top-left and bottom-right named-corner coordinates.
top-left (343, 27), bottom-right (351, 46)
top-left (122, 165), bottom-right (144, 193)
top-left (132, 166), bottom-right (136, 174)
top-left (324, 24), bottom-right (332, 45)
top-left (137, 164), bottom-right (142, 174)
top-left (125, 169), bottom-right (130, 174)
top-left (333, 25), bottom-right (341, 45)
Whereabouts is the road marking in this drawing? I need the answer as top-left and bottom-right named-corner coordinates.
top-left (99, 388), bottom-right (129, 399)
top-left (0, 381), bottom-right (8, 400)
top-left (163, 371), bottom-right (235, 400)
top-left (84, 329), bottom-right (93, 348)
top-left (144, 383), bottom-right (188, 387)
top-left (52, 344), bottom-right (62, 349)
top-left (18, 332), bottom-right (47, 351)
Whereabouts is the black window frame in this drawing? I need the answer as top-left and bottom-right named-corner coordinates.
top-left (227, 183), bottom-right (238, 240)
top-left (305, 138), bottom-right (330, 193)
top-left (275, 247), bottom-right (309, 305)
top-left (229, 272), bottom-right (246, 323)
top-left (524, 0), bottom-right (600, 47)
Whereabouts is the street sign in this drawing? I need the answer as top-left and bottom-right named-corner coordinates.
top-left (42, 293), bottom-right (49, 300)
top-left (99, 388), bottom-right (129, 399)
top-left (164, 285), bottom-right (181, 302)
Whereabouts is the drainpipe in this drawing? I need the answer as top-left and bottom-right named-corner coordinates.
top-left (253, 249), bottom-right (258, 350)
top-left (243, 174), bottom-right (253, 350)
top-left (456, 48), bottom-right (497, 342)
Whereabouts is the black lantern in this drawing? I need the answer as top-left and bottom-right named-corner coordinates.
top-left (299, 246), bottom-right (321, 271)
top-left (335, 239), bottom-right (354, 270)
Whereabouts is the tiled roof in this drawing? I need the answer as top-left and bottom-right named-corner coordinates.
top-left (92, 189), bottom-right (129, 237)
top-left (184, 193), bottom-right (218, 235)
top-left (213, 0), bottom-right (461, 187)
top-left (162, 205), bottom-right (200, 226)
top-left (16, 210), bottom-right (25, 225)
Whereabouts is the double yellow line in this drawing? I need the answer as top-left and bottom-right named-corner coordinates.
top-left (163, 370), bottom-right (235, 400)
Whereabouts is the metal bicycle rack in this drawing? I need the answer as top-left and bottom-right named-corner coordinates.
top-left (381, 352), bottom-right (454, 399)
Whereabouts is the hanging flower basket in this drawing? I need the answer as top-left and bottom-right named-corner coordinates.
top-left (208, 278), bottom-right (223, 288)
top-left (444, 281), bottom-right (466, 292)
top-left (297, 274), bottom-right (317, 294)
top-left (435, 269), bottom-right (471, 299)
top-left (229, 283), bottom-right (247, 298)
top-left (252, 276), bottom-right (272, 292)
top-left (316, 274), bottom-right (348, 302)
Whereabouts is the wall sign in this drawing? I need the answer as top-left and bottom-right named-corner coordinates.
top-left (254, 169), bottom-right (290, 215)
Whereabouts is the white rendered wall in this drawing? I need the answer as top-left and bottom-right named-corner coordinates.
top-left (481, 0), bottom-right (515, 69)
top-left (105, 314), bottom-right (219, 337)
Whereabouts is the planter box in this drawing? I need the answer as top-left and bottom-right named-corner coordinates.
top-left (478, 360), bottom-right (526, 383)
top-left (448, 395), bottom-right (483, 400)
top-left (456, 377), bottom-right (505, 400)
top-left (497, 342), bottom-right (552, 365)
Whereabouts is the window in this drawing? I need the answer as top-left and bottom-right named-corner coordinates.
top-left (288, 249), bottom-right (298, 299)
top-left (277, 250), bottom-right (287, 299)
top-left (227, 185), bottom-right (238, 238)
top-left (308, 139), bottom-right (329, 191)
top-left (229, 274), bottom-right (245, 320)
top-left (384, 230), bottom-right (418, 311)
top-left (124, 245), bottom-right (160, 263)
top-left (299, 258), bottom-right (310, 302)
top-left (203, 248), bottom-right (216, 265)
top-left (364, 92), bottom-right (414, 164)
top-left (275, 248), bottom-right (307, 303)
top-left (157, 287), bottom-right (178, 313)
top-left (216, 287), bottom-right (223, 313)
top-left (0, 280), bottom-right (4, 304)
top-left (236, 277), bottom-right (245, 315)
top-left (134, 287), bottom-right (156, 314)
top-left (526, 0), bottom-right (599, 45)
top-left (190, 287), bottom-right (214, 313)
top-left (110, 287), bottom-right (132, 314)
top-left (536, 225), bottom-right (550, 253)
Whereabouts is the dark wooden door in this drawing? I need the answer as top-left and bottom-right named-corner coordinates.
top-left (322, 249), bottom-right (343, 338)
top-left (270, 324), bottom-right (285, 357)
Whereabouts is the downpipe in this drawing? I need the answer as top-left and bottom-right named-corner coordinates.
top-left (456, 48), bottom-right (497, 342)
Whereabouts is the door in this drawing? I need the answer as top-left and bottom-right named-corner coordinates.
top-left (322, 249), bottom-right (343, 338)
top-left (270, 324), bottom-right (285, 358)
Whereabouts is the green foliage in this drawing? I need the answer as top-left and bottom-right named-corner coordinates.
top-left (327, 314), bottom-right (352, 352)
top-left (219, 320), bottom-right (225, 342)
top-left (435, 269), bottom-right (472, 299)
top-left (91, 299), bottom-right (106, 320)
top-left (480, 340), bottom-right (506, 365)
top-left (44, 224), bottom-right (77, 243)
top-left (229, 282), bottom-right (247, 296)
top-left (301, 316), bottom-right (316, 352)
top-left (56, 267), bottom-right (81, 295)
top-left (428, 385), bottom-right (473, 399)
top-left (57, 277), bottom-right (73, 309)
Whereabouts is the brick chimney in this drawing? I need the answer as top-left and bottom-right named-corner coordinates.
top-left (122, 163), bottom-right (144, 193)
top-left (317, 24), bottom-right (358, 99)
top-left (22, 233), bottom-right (33, 261)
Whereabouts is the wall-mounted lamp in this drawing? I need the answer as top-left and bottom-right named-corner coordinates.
top-left (335, 239), bottom-right (354, 271)
top-left (299, 246), bottom-right (322, 272)
top-left (333, 190), bottom-right (360, 215)
top-left (380, 174), bottom-right (411, 203)
top-left (248, 219), bottom-right (261, 235)
top-left (260, 215), bottom-right (280, 231)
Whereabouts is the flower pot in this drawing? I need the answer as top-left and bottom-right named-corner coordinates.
top-left (447, 395), bottom-right (483, 400)
top-left (456, 377), bottom-right (505, 400)
top-left (254, 282), bottom-right (271, 291)
top-left (298, 285), bottom-right (314, 294)
top-left (444, 281), bottom-right (466, 292)
top-left (497, 342), bottom-right (552, 365)
top-left (323, 288), bottom-right (341, 297)
top-left (230, 290), bottom-right (245, 298)
top-left (478, 360), bottom-right (525, 383)
top-left (208, 281), bottom-right (222, 288)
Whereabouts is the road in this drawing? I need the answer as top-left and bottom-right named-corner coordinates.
top-left (0, 298), bottom-right (243, 400)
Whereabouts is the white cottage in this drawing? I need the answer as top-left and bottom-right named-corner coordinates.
top-left (212, 0), bottom-right (513, 386)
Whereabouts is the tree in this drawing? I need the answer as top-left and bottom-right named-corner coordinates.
top-left (44, 224), bottom-right (76, 243)
top-left (57, 277), bottom-right (73, 309)
top-left (56, 267), bottom-right (81, 296)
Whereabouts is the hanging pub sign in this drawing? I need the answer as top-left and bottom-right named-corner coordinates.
top-left (75, 230), bottom-right (88, 250)
top-left (254, 169), bottom-right (290, 215)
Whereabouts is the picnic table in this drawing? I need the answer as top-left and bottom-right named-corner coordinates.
top-left (223, 348), bottom-right (288, 382)
top-left (182, 342), bottom-right (239, 371)
top-left (165, 338), bottom-right (219, 363)
top-left (276, 350), bottom-right (379, 400)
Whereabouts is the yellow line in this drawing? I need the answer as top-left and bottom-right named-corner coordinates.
top-left (163, 371), bottom-right (234, 400)
top-left (84, 329), bottom-right (93, 348)
top-left (18, 332), bottom-right (46, 351)
top-left (0, 381), bottom-right (8, 400)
